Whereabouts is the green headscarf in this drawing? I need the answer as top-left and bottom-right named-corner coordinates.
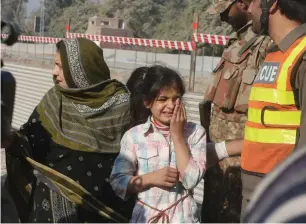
top-left (57, 38), bottom-right (111, 88)
top-left (36, 38), bottom-right (130, 153)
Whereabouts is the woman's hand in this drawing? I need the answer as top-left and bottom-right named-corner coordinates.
top-left (170, 98), bottom-right (186, 140)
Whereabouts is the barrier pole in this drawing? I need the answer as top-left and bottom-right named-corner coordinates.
top-left (189, 11), bottom-right (198, 92)
top-left (65, 18), bottom-right (71, 38)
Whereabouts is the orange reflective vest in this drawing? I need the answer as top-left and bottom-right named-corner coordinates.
top-left (241, 36), bottom-right (306, 175)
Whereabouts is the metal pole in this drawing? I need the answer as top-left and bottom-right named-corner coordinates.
top-left (212, 46), bottom-right (215, 71)
top-left (114, 48), bottom-right (117, 69)
top-left (189, 11), bottom-right (198, 92)
top-left (201, 47), bottom-right (205, 76)
top-left (66, 18), bottom-right (71, 38)
top-left (177, 51), bottom-right (181, 71)
top-left (135, 49), bottom-right (137, 69)
top-left (40, 0), bottom-right (45, 37)
top-left (154, 49), bottom-right (157, 65)
top-left (35, 43), bottom-right (37, 58)
top-left (18, 41), bottom-right (21, 56)
top-left (43, 41), bottom-right (45, 60)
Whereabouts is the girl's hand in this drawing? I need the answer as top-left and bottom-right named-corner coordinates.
top-left (170, 98), bottom-right (186, 140)
top-left (151, 167), bottom-right (179, 188)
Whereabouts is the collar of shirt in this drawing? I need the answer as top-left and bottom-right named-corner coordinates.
top-left (268, 23), bottom-right (306, 53)
top-left (142, 117), bottom-right (171, 139)
top-left (142, 116), bottom-right (156, 134)
top-left (227, 21), bottom-right (254, 45)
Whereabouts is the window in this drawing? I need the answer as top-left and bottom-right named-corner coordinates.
top-left (119, 20), bottom-right (124, 29)
top-left (101, 21), bottom-right (109, 26)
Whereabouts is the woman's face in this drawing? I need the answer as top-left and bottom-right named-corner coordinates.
top-left (145, 87), bottom-right (182, 126)
top-left (52, 52), bottom-right (67, 88)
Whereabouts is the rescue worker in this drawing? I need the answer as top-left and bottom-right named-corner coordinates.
top-left (200, 0), bottom-right (271, 222)
top-left (241, 0), bottom-right (306, 218)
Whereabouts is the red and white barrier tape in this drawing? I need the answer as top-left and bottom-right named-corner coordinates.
top-left (1, 34), bottom-right (64, 43)
top-left (66, 33), bottom-right (195, 51)
top-left (1, 33), bottom-right (230, 50)
top-left (193, 33), bottom-right (229, 45)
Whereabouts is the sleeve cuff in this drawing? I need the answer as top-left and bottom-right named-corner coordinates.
top-left (111, 175), bottom-right (132, 201)
top-left (215, 141), bottom-right (229, 160)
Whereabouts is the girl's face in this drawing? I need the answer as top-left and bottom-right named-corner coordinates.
top-left (145, 87), bottom-right (182, 126)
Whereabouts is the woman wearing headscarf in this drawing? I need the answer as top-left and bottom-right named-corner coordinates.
top-left (5, 38), bottom-right (134, 223)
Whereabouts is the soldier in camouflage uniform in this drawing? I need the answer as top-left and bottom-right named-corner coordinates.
top-left (200, 0), bottom-right (271, 222)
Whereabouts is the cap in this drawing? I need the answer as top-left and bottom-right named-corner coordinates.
top-left (206, 0), bottom-right (236, 15)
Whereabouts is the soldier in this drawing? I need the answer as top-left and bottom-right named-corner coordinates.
top-left (200, 0), bottom-right (271, 222)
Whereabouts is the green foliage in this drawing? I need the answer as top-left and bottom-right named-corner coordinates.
top-left (46, 1), bottom-right (103, 36)
top-left (44, 0), bottom-right (82, 32)
top-left (1, 0), bottom-right (28, 30)
top-left (102, 0), bottom-right (164, 38)
top-left (101, 0), bottom-right (232, 39)
top-left (23, 0), bottom-right (233, 55)
top-left (100, 0), bottom-right (232, 55)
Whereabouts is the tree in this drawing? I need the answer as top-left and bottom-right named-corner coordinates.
top-left (1, 0), bottom-right (28, 27)
top-left (103, 0), bottom-right (164, 38)
top-left (102, 0), bottom-right (232, 41)
top-left (46, 1), bottom-right (104, 36)
top-left (44, 0), bottom-right (86, 33)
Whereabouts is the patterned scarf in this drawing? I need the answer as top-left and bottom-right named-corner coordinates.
top-left (36, 38), bottom-right (131, 153)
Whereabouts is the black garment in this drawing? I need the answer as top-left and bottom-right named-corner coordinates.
top-left (16, 110), bottom-right (134, 223)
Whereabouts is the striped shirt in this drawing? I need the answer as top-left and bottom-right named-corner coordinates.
top-left (110, 117), bottom-right (207, 223)
top-left (151, 117), bottom-right (170, 137)
top-left (243, 146), bottom-right (306, 223)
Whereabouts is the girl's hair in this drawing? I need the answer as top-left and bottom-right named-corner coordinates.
top-left (126, 65), bottom-right (185, 127)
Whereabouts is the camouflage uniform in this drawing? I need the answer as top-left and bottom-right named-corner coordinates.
top-left (201, 1), bottom-right (271, 222)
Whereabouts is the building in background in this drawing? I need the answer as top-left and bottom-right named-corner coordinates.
top-left (86, 16), bottom-right (133, 49)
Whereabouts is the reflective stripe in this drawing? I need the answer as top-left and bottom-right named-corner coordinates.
top-left (243, 37), bottom-right (305, 175)
top-left (245, 126), bottom-right (297, 144)
top-left (249, 87), bottom-right (295, 105)
top-left (248, 108), bottom-right (301, 126)
top-left (250, 37), bottom-right (306, 104)
top-left (278, 37), bottom-right (306, 91)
